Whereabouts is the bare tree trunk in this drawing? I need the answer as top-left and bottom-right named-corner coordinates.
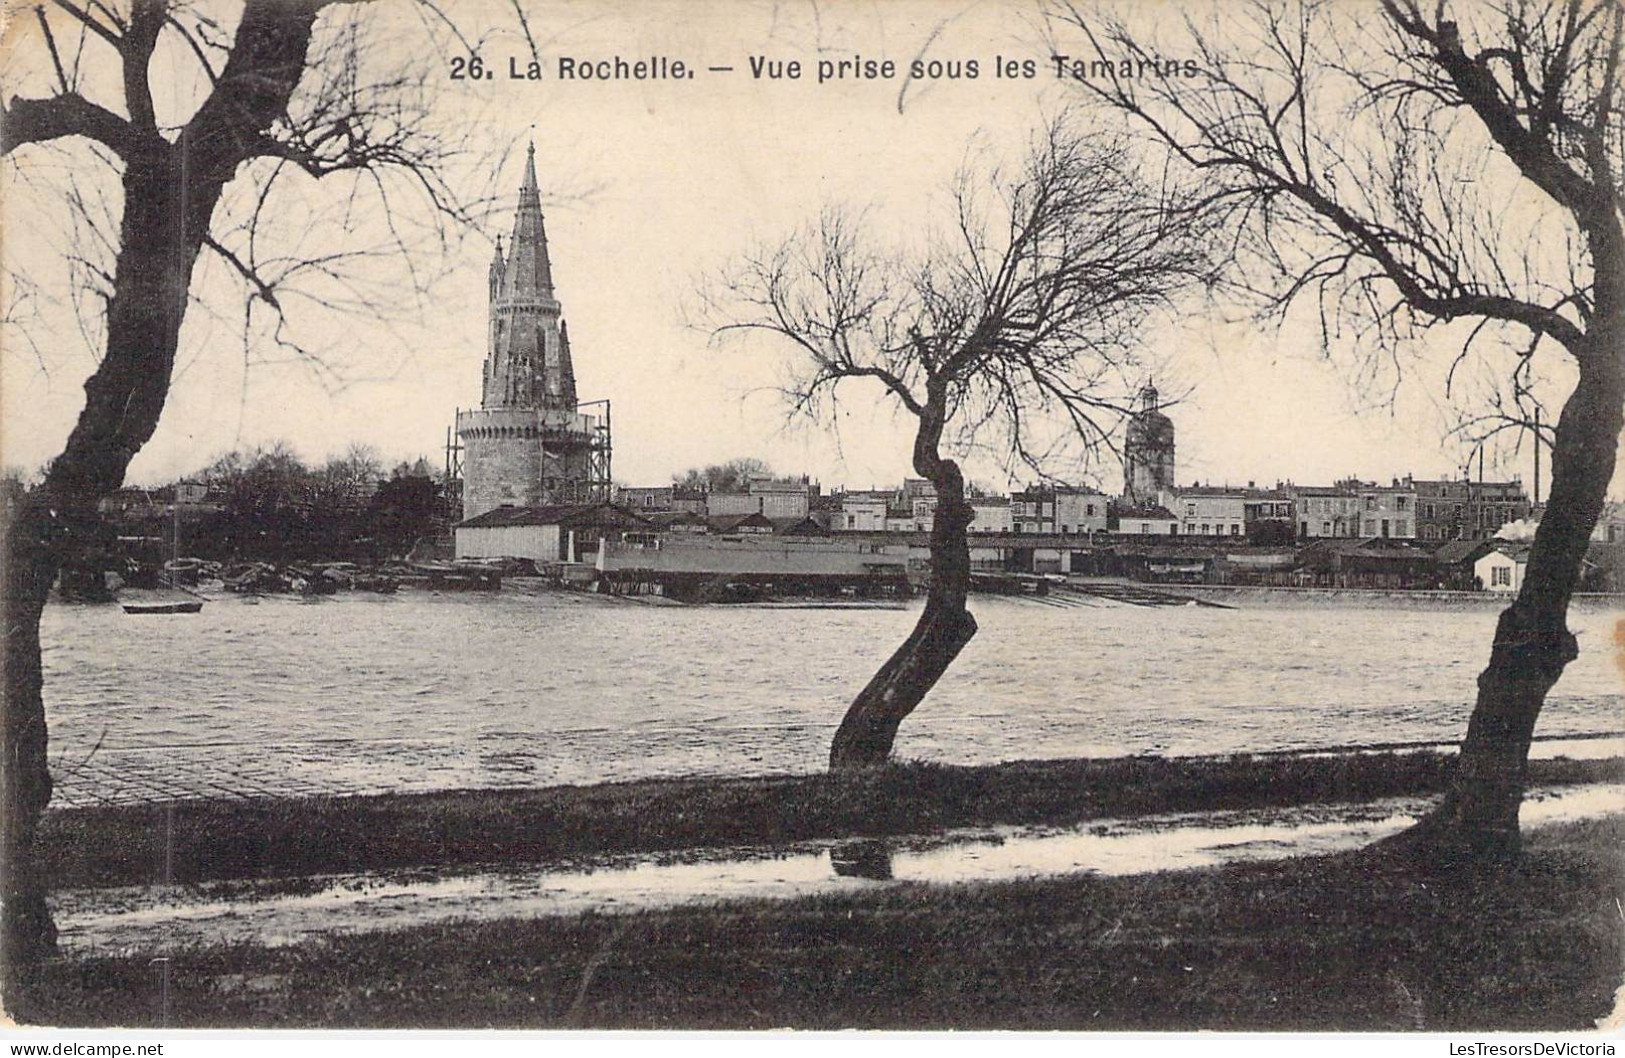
top-left (0, 499), bottom-right (63, 978)
top-left (2, 152), bottom-right (217, 980)
top-left (830, 397), bottom-right (978, 769)
top-left (1, 5), bottom-right (322, 986)
top-left (1399, 262), bottom-right (1625, 861)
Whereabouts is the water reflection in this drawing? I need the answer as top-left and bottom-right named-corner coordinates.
top-left (52, 782), bottom-right (1623, 956)
top-left (830, 840), bottom-right (894, 880)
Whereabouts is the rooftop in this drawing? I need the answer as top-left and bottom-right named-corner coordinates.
top-left (457, 503), bottom-right (650, 530)
top-left (707, 512), bottom-right (775, 533)
top-left (1112, 503), bottom-right (1178, 520)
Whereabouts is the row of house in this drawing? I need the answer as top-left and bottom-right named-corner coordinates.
top-left (453, 496), bottom-right (1625, 595)
top-left (611, 473), bottom-right (1554, 544)
top-left (1152, 477), bottom-right (1530, 542)
top-left (615, 479), bottom-right (816, 520)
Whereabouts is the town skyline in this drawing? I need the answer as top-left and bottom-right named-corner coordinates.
top-left (2, 0), bottom-right (1613, 500)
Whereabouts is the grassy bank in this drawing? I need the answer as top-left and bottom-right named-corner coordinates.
top-left (41, 751), bottom-right (1621, 890)
top-left (20, 815), bottom-right (1623, 1030)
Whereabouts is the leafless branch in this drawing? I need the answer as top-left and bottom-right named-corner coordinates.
top-left (704, 113), bottom-right (1212, 478)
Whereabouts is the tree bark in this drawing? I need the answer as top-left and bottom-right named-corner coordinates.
top-left (1395, 252), bottom-right (1625, 862)
top-left (2, 156), bottom-right (212, 983)
top-left (830, 396), bottom-right (978, 769)
top-left (0, 499), bottom-right (63, 977)
top-left (2, 0), bottom-right (322, 984)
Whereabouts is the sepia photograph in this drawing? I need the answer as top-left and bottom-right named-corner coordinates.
top-left (0, 0), bottom-right (1622, 1038)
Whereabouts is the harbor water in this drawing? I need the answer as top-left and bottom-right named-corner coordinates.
top-left (39, 592), bottom-right (1625, 806)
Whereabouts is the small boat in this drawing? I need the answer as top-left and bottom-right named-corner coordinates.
top-left (122, 599), bottom-right (204, 615)
top-left (122, 498), bottom-right (207, 615)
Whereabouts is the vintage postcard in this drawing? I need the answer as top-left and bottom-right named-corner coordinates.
top-left (0, 0), bottom-right (1622, 1041)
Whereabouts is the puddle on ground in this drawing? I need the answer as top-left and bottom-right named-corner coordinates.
top-left (1451, 736), bottom-right (1618, 761)
top-left (52, 782), bottom-right (1624, 956)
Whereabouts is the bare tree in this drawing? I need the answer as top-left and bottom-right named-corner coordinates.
top-left (319, 442), bottom-right (386, 509)
top-left (0, 0), bottom-right (527, 982)
top-left (707, 117), bottom-right (1210, 769)
top-left (673, 457), bottom-right (775, 492)
top-left (1054, 0), bottom-right (1623, 859)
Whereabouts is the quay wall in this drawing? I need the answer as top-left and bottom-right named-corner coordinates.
top-left (1155, 582), bottom-right (1625, 610)
top-left (601, 538), bottom-right (907, 578)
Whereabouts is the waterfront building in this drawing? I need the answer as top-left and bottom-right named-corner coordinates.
top-left (1414, 478), bottom-right (1532, 541)
top-left (706, 491), bottom-right (759, 517)
top-left (1299, 538), bottom-right (1438, 589)
top-left (885, 506), bottom-right (929, 533)
top-left (771, 515), bottom-right (829, 536)
top-left (901, 477), bottom-right (938, 510)
top-left (617, 486), bottom-right (674, 512)
top-left (707, 477), bottom-right (815, 519)
top-left (455, 502), bottom-right (651, 565)
top-left (1289, 485), bottom-right (1362, 538)
top-left (838, 492), bottom-right (891, 531)
top-left (969, 497), bottom-right (1012, 534)
top-left (1163, 485), bottom-right (1247, 538)
top-left (1008, 485), bottom-right (1107, 535)
top-left (1010, 487), bottom-right (1055, 534)
top-left (807, 492), bottom-right (844, 530)
top-left (1242, 489), bottom-right (1294, 534)
top-left (1353, 478), bottom-right (1418, 539)
top-left (1122, 383), bottom-right (1176, 503)
top-left (1109, 501), bottom-right (1180, 535)
top-left (671, 487), bottom-right (709, 514)
top-left (753, 479), bottom-right (817, 519)
top-left (1118, 545), bottom-right (1217, 583)
top-left (597, 534), bottom-right (912, 598)
top-left (456, 144), bottom-right (610, 520)
top-left (1433, 539), bottom-right (1496, 590)
top-left (707, 512), bottom-right (776, 534)
top-left (1054, 487), bottom-right (1109, 534)
top-left (1414, 478), bottom-right (1469, 540)
top-left (646, 510), bottom-right (709, 534)
top-left (1475, 541), bottom-right (1530, 592)
top-left (1598, 501), bottom-right (1625, 543)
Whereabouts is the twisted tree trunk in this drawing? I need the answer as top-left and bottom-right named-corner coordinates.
top-left (830, 394), bottom-right (977, 769)
top-left (2, 156), bottom-right (212, 983)
top-left (1397, 241), bottom-right (1625, 862)
top-left (1, 0), bottom-right (322, 986)
top-left (0, 500), bottom-right (64, 972)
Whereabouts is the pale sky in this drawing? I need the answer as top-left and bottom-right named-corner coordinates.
top-left (0, 0), bottom-right (1604, 498)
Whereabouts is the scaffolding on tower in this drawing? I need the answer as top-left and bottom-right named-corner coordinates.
top-left (445, 397), bottom-right (612, 511)
top-left (442, 418), bottom-right (465, 523)
top-left (576, 398), bottom-right (613, 502)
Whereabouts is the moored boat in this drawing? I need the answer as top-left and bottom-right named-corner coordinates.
top-left (122, 500), bottom-right (208, 615)
top-left (122, 598), bottom-right (204, 615)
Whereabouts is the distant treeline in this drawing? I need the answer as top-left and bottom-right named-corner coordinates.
top-left (108, 443), bottom-right (451, 565)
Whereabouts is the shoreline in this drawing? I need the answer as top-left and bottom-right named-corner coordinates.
top-left (40, 749), bottom-right (1623, 891)
top-left (79, 573), bottom-right (1625, 609)
top-left (22, 815), bottom-right (1623, 1030)
top-left (1146, 582), bottom-right (1625, 609)
top-left (46, 780), bottom-right (1623, 959)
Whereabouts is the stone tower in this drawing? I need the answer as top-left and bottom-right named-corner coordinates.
top-left (457, 144), bottom-right (600, 520)
top-left (1122, 382), bottom-right (1175, 503)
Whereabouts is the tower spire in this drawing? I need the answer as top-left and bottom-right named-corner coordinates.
top-left (502, 140), bottom-right (554, 297)
top-left (481, 139), bottom-right (575, 410)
